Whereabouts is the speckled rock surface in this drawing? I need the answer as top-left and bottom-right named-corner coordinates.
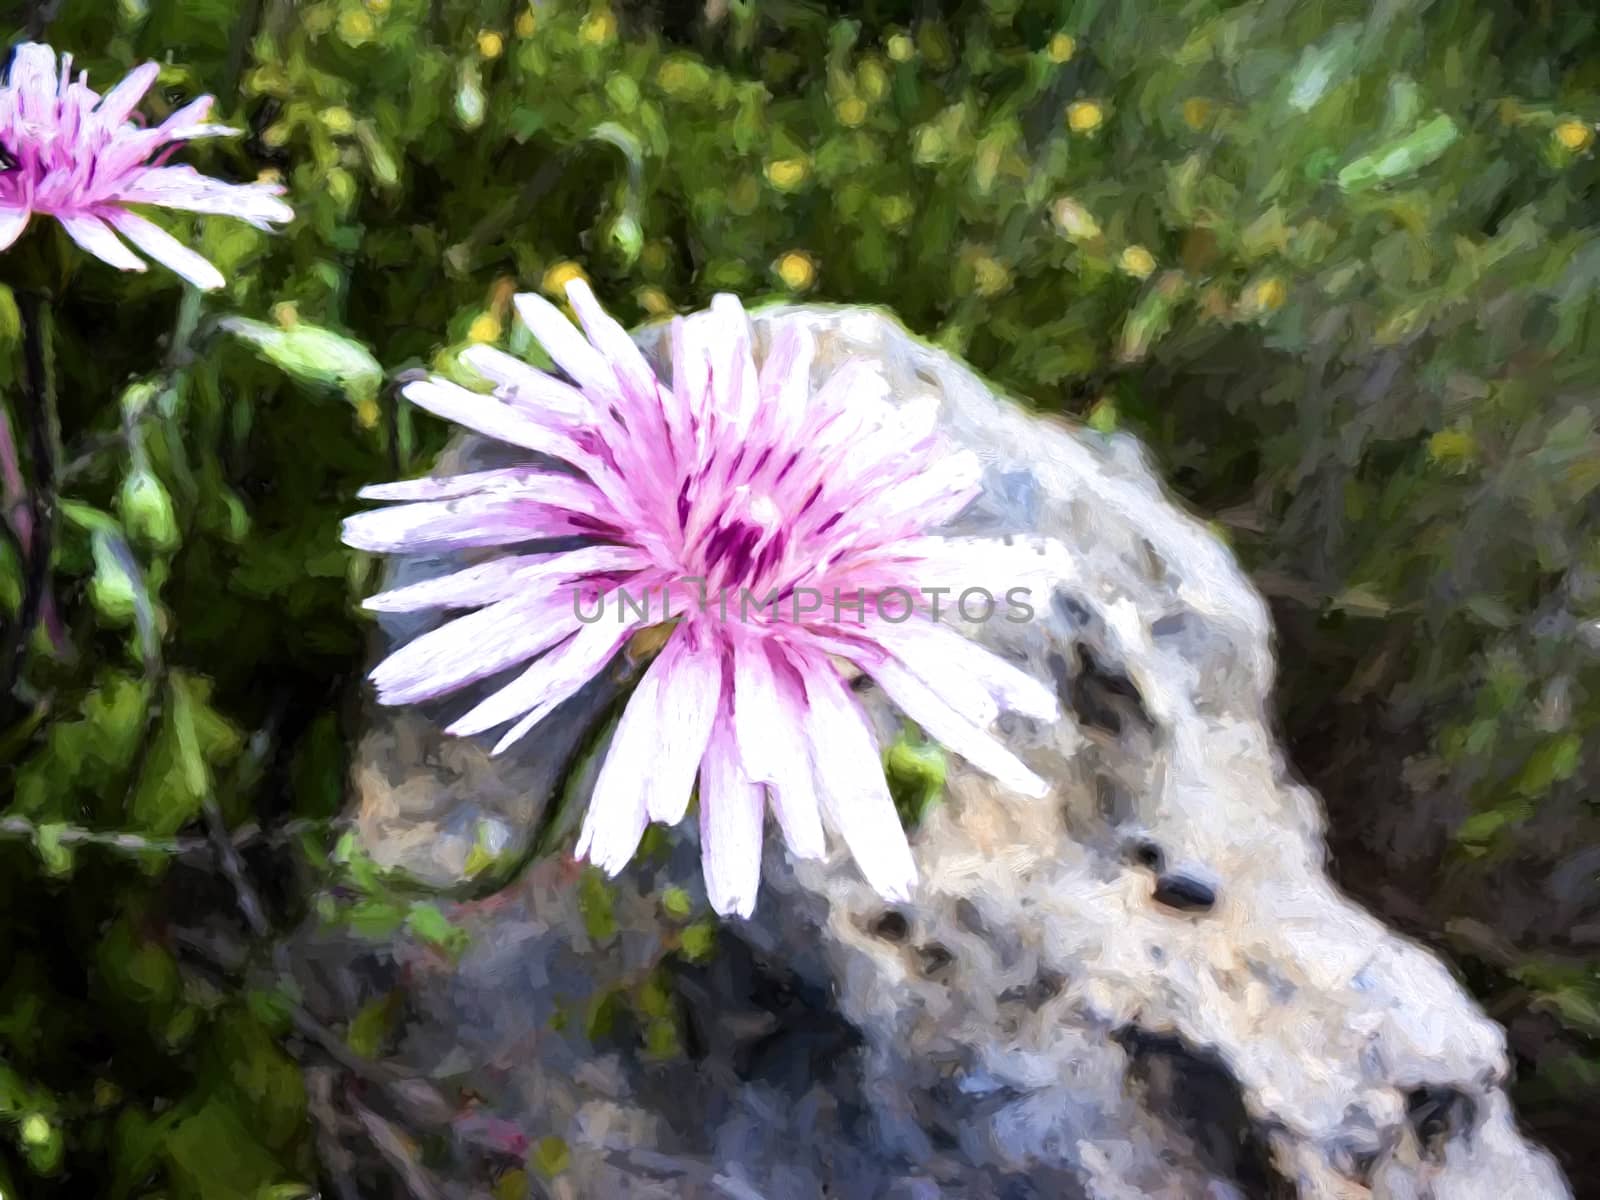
top-left (307, 304), bottom-right (1571, 1199)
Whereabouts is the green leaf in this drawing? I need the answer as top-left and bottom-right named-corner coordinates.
top-left (130, 674), bottom-right (240, 835)
top-left (1287, 25), bottom-right (1360, 113)
top-left (404, 902), bottom-right (468, 955)
top-left (661, 886), bottom-right (693, 920)
top-left (577, 868), bottom-right (618, 943)
top-left (1329, 585), bottom-right (1393, 617)
top-left (1118, 278), bottom-right (1185, 362)
top-left (170, 672), bottom-right (210, 798)
top-left (1514, 734), bottom-right (1583, 797)
top-left (1338, 115), bottom-right (1460, 191)
top-left (346, 993), bottom-right (398, 1060)
top-left (678, 919), bottom-right (717, 962)
top-left (165, 1098), bottom-right (287, 1200)
top-left (205, 1012), bottom-right (309, 1151)
top-left (531, 1134), bottom-right (571, 1178)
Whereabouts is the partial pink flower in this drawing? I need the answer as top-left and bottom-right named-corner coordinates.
top-left (345, 281), bottom-right (1058, 916)
top-left (0, 43), bottom-right (292, 289)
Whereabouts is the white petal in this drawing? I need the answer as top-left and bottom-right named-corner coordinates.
top-left (669, 312), bottom-right (712, 434)
top-left (850, 448), bottom-right (983, 530)
top-left (564, 278), bottom-right (661, 405)
top-left (753, 318), bottom-right (816, 446)
top-left (811, 358), bottom-right (893, 425)
top-left (59, 213), bottom-right (146, 273)
top-left (115, 167), bottom-right (293, 227)
top-left (449, 617), bottom-right (634, 738)
top-left (0, 207), bottom-right (28, 252)
top-left (94, 61), bottom-right (160, 127)
top-left (699, 717), bottom-right (765, 917)
top-left (870, 613), bottom-right (1058, 721)
top-left (9, 44), bottom-right (60, 122)
top-left (512, 291), bottom-right (618, 400)
top-left (799, 656), bottom-right (917, 901)
top-left (458, 344), bottom-right (592, 422)
top-left (340, 491), bottom-right (589, 553)
top-left (850, 624), bottom-right (1004, 731)
top-left (400, 377), bottom-right (581, 459)
top-left (368, 594), bottom-right (579, 705)
top-left (153, 95), bottom-right (226, 140)
top-left (575, 671), bottom-right (666, 875)
top-left (864, 656), bottom-right (1049, 798)
top-left (707, 293), bottom-right (759, 439)
top-left (104, 210), bottom-right (225, 290)
top-left (640, 631), bottom-right (724, 824)
top-left (731, 640), bottom-right (824, 858)
top-left (356, 466), bottom-right (553, 502)
top-left (757, 318), bottom-right (815, 411)
top-left (768, 759), bottom-right (826, 861)
top-left (362, 546), bottom-right (646, 613)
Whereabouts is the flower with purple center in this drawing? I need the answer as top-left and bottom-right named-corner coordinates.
top-left (0, 42), bottom-right (293, 290)
top-left (344, 281), bottom-right (1059, 916)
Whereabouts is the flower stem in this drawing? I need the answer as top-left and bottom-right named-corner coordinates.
top-left (1, 290), bottom-right (58, 713)
top-left (26, 0), bottom-right (67, 40)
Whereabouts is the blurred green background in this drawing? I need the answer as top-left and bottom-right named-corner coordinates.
top-left (2, 0), bottom-right (1599, 1194)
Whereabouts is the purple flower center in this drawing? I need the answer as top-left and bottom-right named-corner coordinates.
top-left (689, 488), bottom-right (791, 598)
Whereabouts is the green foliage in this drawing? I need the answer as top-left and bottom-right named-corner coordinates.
top-left (2, 0), bottom-right (1598, 1191)
top-left (886, 724), bottom-right (949, 827)
top-left (576, 866), bottom-right (619, 945)
top-left (530, 1133), bottom-right (571, 1179)
top-left (319, 832), bottom-right (471, 954)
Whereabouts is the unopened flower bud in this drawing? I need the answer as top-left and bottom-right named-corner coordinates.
top-left (609, 214), bottom-right (644, 266)
top-left (119, 469), bottom-right (180, 552)
top-left (89, 543), bottom-right (139, 625)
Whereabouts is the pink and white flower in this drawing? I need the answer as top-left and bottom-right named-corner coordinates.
top-left (344, 281), bottom-right (1058, 916)
top-left (0, 42), bottom-right (292, 290)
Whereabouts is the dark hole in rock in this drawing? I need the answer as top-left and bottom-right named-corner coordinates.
top-left (1130, 838), bottom-right (1165, 871)
top-left (872, 911), bottom-right (911, 942)
top-left (1115, 1027), bottom-right (1290, 1199)
top-left (1050, 589), bottom-right (1094, 627)
top-left (1406, 1085), bottom-right (1477, 1160)
top-left (1095, 774), bottom-right (1135, 825)
top-left (1153, 872), bottom-right (1217, 913)
top-left (917, 944), bottom-right (955, 978)
top-left (1054, 644), bottom-right (1153, 735)
top-left (953, 899), bottom-right (987, 937)
top-left (1000, 970), bottom-right (1066, 1010)
top-left (1150, 611), bottom-right (1190, 639)
top-left (1342, 1145), bottom-right (1382, 1185)
top-left (1138, 537), bottom-right (1170, 583)
top-left (953, 898), bottom-right (1026, 972)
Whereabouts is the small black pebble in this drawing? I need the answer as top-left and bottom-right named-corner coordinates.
top-left (1152, 872), bottom-right (1216, 912)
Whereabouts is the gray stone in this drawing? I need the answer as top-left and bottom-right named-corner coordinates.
top-left (314, 304), bottom-right (1571, 1199)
